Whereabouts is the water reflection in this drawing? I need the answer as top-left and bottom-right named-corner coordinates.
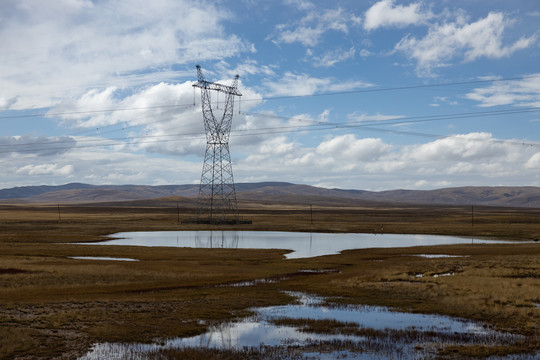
top-left (194, 231), bottom-right (239, 248)
top-left (80, 292), bottom-right (531, 360)
top-left (80, 231), bottom-right (517, 259)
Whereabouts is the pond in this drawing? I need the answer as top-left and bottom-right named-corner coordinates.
top-left (80, 292), bottom-right (532, 360)
top-left (68, 256), bottom-right (138, 261)
top-left (80, 231), bottom-right (516, 259)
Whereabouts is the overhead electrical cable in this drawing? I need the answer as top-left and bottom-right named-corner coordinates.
top-left (243, 106), bottom-right (540, 128)
top-left (3, 106), bottom-right (540, 151)
top-left (2, 107), bottom-right (539, 155)
top-left (4, 105), bottom-right (538, 151)
top-left (247, 74), bottom-right (540, 102)
top-left (1, 74), bottom-right (539, 120)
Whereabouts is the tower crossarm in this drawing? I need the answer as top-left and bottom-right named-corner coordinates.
top-left (193, 65), bottom-right (242, 96)
top-left (193, 80), bottom-right (242, 96)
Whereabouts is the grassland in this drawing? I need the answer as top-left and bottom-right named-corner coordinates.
top-left (0, 200), bottom-right (539, 359)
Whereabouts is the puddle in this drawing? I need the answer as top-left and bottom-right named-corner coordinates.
top-left (68, 256), bottom-right (138, 261)
top-left (76, 231), bottom-right (518, 259)
top-left (412, 254), bottom-right (468, 258)
top-left (80, 292), bottom-right (532, 360)
top-left (432, 272), bottom-right (455, 278)
top-left (413, 272), bottom-right (455, 278)
top-left (220, 278), bottom-right (280, 287)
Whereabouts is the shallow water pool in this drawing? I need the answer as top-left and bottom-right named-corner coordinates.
top-left (79, 231), bottom-right (516, 259)
top-left (80, 292), bottom-right (530, 360)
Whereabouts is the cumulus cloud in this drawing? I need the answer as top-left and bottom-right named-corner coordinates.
top-left (347, 112), bottom-right (405, 123)
top-left (0, 143), bottom-right (204, 188)
top-left (395, 12), bottom-right (536, 76)
top-left (52, 82), bottom-right (199, 128)
top-left (404, 133), bottom-right (506, 162)
top-left (312, 47), bottom-right (356, 67)
top-left (0, 96), bottom-right (18, 110)
top-left (1, 127), bottom-right (537, 191)
top-left (234, 130), bottom-right (539, 190)
top-left (284, 0), bottom-right (315, 11)
top-left (0, 135), bottom-right (77, 156)
top-left (465, 74), bottom-right (540, 107)
top-left (215, 60), bottom-right (276, 79)
top-left (16, 164), bottom-right (74, 176)
top-left (264, 72), bottom-right (372, 97)
top-left (47, 75), bottom-right (265, 157)
top-left (316, 135), bottom-right (392, 162)
top-left (270, 7), bottom-right (359, 47)
top-left (525, 152), bottom-right (540, 169)
top-left (363, 0), bottom-right (432, 31)
top-left (0, 0), bottom-right (253, 110)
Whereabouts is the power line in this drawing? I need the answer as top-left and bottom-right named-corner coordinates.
top-left (4, 106), bottom-right (540, 151)
top-left (1, 74), bottom-right (539, 120)
top-left (2, 107), bottom-right (538, 155)
top-left (0, 102), bottom-right (197, 120)
top-left (248, 74), bottom-right (540, 102)
top-left (243, 106), bottom-right (540, 129)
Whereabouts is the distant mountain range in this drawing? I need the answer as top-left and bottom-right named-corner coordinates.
top-left (1, 182), bottom-right (540, 207)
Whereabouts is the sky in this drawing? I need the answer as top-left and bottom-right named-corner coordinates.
top-left (0, 0), bottom-right (539, 191)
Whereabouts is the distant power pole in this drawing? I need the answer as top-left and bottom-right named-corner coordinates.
top-left (192, 65), bottom-right (245, 224)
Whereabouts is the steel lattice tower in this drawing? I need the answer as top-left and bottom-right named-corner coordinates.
top-left (193, 65), bottom-right (242, 224)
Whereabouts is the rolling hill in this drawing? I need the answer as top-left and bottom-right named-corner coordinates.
top-left (0, 182), bottom-right (539, 207)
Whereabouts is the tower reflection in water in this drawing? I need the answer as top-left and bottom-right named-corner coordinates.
top-left (194, 231), bottom-right (239, 249)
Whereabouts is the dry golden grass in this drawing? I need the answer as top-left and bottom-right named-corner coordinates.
top-left (0, 201), bottom-right (539, 359)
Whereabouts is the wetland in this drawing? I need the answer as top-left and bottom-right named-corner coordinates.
top-left (0, 202), bottom-right (539, 359)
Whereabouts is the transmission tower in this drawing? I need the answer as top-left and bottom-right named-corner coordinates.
top-left (192, 65), bottom-right (246, 224)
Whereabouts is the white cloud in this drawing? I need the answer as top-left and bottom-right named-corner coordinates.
top-left (215, 60), bottom-right (276, 79)
top-left (52, 82), bottom-right (199, 128)
top-left (316, 135), bottom-right (392, 162)
top-left (264, 72), bottom-right (372, 97)
top-left (16, 164), bottom-right (74, 176)
top-left (270, 7), bottom-right (357, 47)
top-left (48, 77), bottom-right (265, 157)
top-left (284, 0), bottom-right (315, 11)
top-left (0, 0), bottom-right (253, 110)
top-left (0, 144), bottom-right (203, 188)
top-left (234, 130), bottom-right (540, 190)
top-left (0, 135), bottom-right (77, 156)
top-left (363, 0), bottom-right (432, 31)
top-left (395, 12), bottom-right (537, 76)
top-left (405, 133), bottom-right (508, 162)
top-left (312, 47), bottom-right (356, 67)
top-left (2, 127), bottom-right (538, 191)
top-left (358, 49), bottom-right (373, 57)
top-left (525, 153), bottom-right (540, 169)
top-left (465, 74), bottom-right (540, 107)
top-left (347, 112), bottom-right (405, 123)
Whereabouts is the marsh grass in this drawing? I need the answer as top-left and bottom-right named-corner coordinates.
top-left (0, 202), bottom-right (539, 358)
top-left (269, 317), bottom-right (536, 358)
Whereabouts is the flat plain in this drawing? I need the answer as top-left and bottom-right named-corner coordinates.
top-left (0, 199), bottom-right (539, 359)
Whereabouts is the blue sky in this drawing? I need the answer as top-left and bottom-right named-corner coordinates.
top-left (0, 0), bottom-right (539, 190)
